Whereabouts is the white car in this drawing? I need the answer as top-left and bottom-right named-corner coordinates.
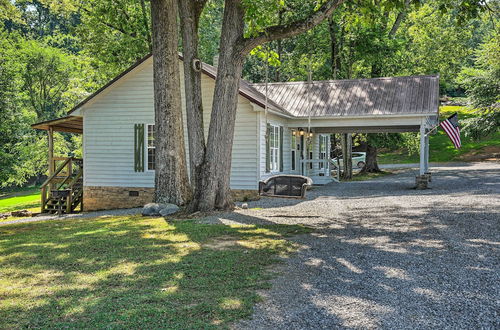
top-left (331, 152), bottom-right (366, 169)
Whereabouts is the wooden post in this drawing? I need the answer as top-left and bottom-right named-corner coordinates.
top-left (66, 193), bottom-right (72, 214)
top-left (419, 119), bottom-right (426, 176)
top-left (41, 186), bottom-right (46, 213)
top-left (424, 133), bottom-right (430, 173)
top-left (48, 127), bottom-right (54, 190)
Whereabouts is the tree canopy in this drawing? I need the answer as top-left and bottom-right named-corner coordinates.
top-left (0, 0), bottom-right (497, 189)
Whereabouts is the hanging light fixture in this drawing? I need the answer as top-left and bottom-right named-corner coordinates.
top-left (299, 129), bottom-right (305, 136)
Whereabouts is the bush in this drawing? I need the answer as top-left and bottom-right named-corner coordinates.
top-left (461, 108), bottom-right (500, 141)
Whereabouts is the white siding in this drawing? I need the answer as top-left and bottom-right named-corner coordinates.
top-left (82, 58), bottom-right (259, 190)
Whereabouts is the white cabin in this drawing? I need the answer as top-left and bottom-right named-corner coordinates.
top-left (33, 55), bottom-right (439, 211)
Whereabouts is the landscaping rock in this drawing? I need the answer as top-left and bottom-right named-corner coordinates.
top-left (0, 213), bottom-right (9, 219)
top-left (142, 203), bottom-right (163, 216)
top-left (241, 203), bottom-right (249, 209)
top-left (11, 210), bottom-right (32, 217)
top-left (159, 204), bottom-right (180, 217)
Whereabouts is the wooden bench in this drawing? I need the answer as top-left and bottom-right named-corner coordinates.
top-left (259, 175), bottom-right (313, 199)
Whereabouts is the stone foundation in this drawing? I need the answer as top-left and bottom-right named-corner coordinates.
top-left (83, 186), bottom-right (154, 211)
top-left (232, 189), bottom-right (260, 202)
top-left (83, 186), bottom-right (258, 211)
top-left (415, 175), bottom-right (430, 190)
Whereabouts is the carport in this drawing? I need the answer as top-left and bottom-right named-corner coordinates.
top-left (254, 75), bottom-right (439, 183)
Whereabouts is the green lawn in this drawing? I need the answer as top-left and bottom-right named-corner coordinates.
top-left (378, 106), bottom-right (500, 164)
top-left (351, 170), bottom-right (395, 181)
top-left (0, 187), bottom-right (40, 215)
top-left (0, 215), bottom-right (309, 328)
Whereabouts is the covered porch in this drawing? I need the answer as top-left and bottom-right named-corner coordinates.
top-left (253, 75), bottom-right (440, 186)
top-left (289, 115), bottom-right (435, 185)
top-left (32, 116), bottom-right (84, 214)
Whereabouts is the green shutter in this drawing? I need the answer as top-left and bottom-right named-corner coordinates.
top-left (265, 123), bottom-right (271, 173)
top-left (134, 124), bottom-right (145, 172)
top-left (279, 126), bottom-right (284, 172)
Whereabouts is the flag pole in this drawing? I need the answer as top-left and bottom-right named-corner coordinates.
top-left (424, 124), bottom-right (440, 137)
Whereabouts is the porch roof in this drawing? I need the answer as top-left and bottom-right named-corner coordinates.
top-left (251, 75), bottom-right (439, 118)
top-left (31, 116), bottom-right (83, 134)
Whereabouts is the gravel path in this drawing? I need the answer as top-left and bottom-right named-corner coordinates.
top-left (212, 162), bottom-right (499, 329)
top-left (0, 207), bottom-right (142, 226)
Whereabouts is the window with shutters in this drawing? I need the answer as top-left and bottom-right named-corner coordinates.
top-left (147, 124), bottom-right (155, 170)
top-left (269, 125), bottom-right (280, 172)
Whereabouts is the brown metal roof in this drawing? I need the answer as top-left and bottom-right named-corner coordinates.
top-left (32, 116), bottom-right (83, 133)
top-left (251, 75), bottom-right (440, 117)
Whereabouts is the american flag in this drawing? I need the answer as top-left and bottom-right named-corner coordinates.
top-left (440, 113), bottom-right (461, 149)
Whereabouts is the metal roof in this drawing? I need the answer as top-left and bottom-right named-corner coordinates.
top-left (251, 75), bottom-right (440, 117)
top-left (201, 62), bottom-right (292, 116)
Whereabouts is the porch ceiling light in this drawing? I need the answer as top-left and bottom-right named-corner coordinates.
top-left (299, 129), bottom-right (305, 136)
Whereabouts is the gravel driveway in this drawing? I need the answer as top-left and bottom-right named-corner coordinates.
top-left (203, 162), bottom-right (500, 329)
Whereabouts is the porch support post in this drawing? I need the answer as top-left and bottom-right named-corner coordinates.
top-left (424, 133), bottom-right (430, 173)
top-left (419, 119), bottom-right (426, 175)
top-left (48, 126), bottom-right (54, 190)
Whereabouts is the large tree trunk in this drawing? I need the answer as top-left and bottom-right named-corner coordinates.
top-left (197, 0), bottom-right (246, 211)
top-left (178, 0), bottom-right (207, 211)
top-left (151, 0), bottom-right (191, 205)
top-left (190, 0), bottom-right (344, 211)
top-left (341, 133), bottom-right (352, 179)
top-left (361, 143), bottom-right (381, 173)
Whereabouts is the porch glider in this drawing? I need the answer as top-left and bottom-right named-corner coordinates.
top-left (32, 116), bottom-right (83, 134)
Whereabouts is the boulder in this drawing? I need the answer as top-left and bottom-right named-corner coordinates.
top-left (142, 203), bottom-right (180, 216)
top-left (159, 204), bottom-right (180, 217)
top-left (11, 210), bottom-right (32, 217)
top-left (142, 203), bottom-right (163, 216)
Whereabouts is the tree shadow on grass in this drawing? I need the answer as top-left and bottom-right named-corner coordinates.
top-left (0, 215), bottom-right (307, 328)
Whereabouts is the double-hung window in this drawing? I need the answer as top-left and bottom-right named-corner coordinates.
top-left (319, 134), bottom-right (328, 169)
top-left (147, 124), bottom-right (155, 170)
top-left (269, 125), bottom-right (280, 172)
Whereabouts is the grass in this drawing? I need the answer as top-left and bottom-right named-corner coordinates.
top-left (350, 170), bottom-right (395, 181)
top-left (0, 215), bottom-right (310, 328)
top-left (378, 106), bottom-right (500, 164)
top-left (0, 187), bottom-right (40, 218)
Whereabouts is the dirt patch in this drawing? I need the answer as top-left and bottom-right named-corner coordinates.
top-left (458, 145), bottom-right (500, 161)
top-left (203, 235), bottom-right (240, 250)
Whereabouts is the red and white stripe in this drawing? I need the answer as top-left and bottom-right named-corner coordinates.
top-left (440, 119), bottom-right (461, 148)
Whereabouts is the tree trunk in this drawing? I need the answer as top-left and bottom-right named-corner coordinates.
top-left (389, 0), bottom-right (411, 37)
top-left (196, 0), bottom-right (246, 211)
top-left (140, 0), bottom-right (152, 50)
top-left (328, 16), bottom-right (341, 79)
top-left (178, 0), bottom-right (207, 211)
top-left (341, 133), bottom-right (352, 179)
top-left (361, 143), bottom-right (381, 173)
top-left (192, 0), bottom-right (344, 211)
top-left (151, 0), bottom-right (191, 205)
